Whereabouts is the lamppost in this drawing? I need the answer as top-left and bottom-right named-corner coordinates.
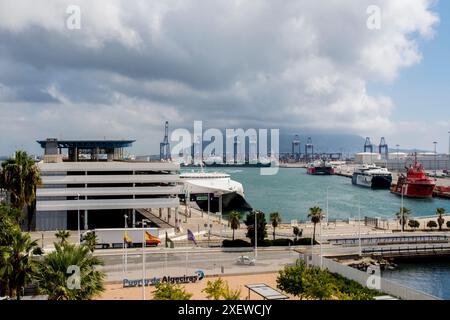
top-left (400, 184), bottom-right (404, 233)
top-left (358, 194), bottom-right (362, 257)
top-left (254, 211), bottom-right (258, 261)
top-left (77, 193), bottom-right (81, 245)
top-left (433, 141), bottom-right (438, 178)
top-left (396, 144), bottom-right (400, 172)
top-left (140, 219), bottom-right (150, 300)
top-left (326, 186), bottom-right (330, 226)
top-left (123, 214), bottom-right (128, 275)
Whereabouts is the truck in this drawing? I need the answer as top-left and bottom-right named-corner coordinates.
top-left (83, 228), bottom-right (161, 249)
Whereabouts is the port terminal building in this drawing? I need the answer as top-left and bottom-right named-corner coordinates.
top-left (355, 152), bottom-right (450, 172)
top-left (34, 139), bottom-right (181, 231)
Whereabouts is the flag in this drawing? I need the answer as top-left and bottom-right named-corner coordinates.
top-left (187, 229), bottom-right (197, 245)
top-left (123, 231), bottom-right (133, 245)
top-left (145, 231), bottom-right (161, 245)
top-left (165, 231), bottom-right (174, 248)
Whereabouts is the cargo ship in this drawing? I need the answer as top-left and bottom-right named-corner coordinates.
top-left (352, 164), bottom-right (392, 189)
top-left (390, 158), bottom-right (436, 198)
top-left (306, 160), bottom-right (335, 175)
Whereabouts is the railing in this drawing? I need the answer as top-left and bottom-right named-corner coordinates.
top-left (362, 244), bottom-right (450, 255)
top-left (309, 255), bottom-right (440, 300)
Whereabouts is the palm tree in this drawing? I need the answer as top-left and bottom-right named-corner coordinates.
top-left (395, 207), bottom-right (411, 231)
top-left (269, 212), bottom-right (282, 240)
top-left (293, 226), bottom-right (302, 242)
top-left (308, 207), bottom-right (324, 244)
top-left (55, 230), bottom-right (71, 244)
top-left (0, 231), bottom-right (40, 299)
top-left (0, 151), bottom-right (41, 230)
top-left (35, 243), bottom-right (105, 300)
top-left (83, 232), bottom-right (97, 252)
top-left (228, 211), bottom-right (241, 241)
top-left (436, 208), bottom-right (446, 231)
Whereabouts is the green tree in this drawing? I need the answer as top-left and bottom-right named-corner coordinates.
top-left (436, 208), bottom-right (446, 231)
top-left (0, 151), bottom-right (42, 230)
top-left (269, 212), bottom-right (282, 240)
top-left (0, 204), bottom-right (22, 296)
top-left (395, 207), bottom-right (411, 231)
top-left (221, 283), bottom-right (241, 300)
top-left (244, 210), bottom-right (267, 245)
top-left (293, 226), bottom-right (302, 242)
top-left (302, 266), bottom-right (335, 300)
top-left (0, 231), bottom-right (40, 299)
top-left (153, 282), bottom-right (192, 300)
top-left (228, 211), bottom-right (241, 241)
top-left (35, 243), bottom-right (105, 300)
top-left (408, 220), bottom-right (420, 230)
top-left (427, 220), bottom-right (438, 230)
top-left (276, 260), bottom-right (307, 299)
top-left (55, 230), bottom-right (71, 245)
top-left (308, 206), bottom-right (324, 244)
top-left (202, 278), bottom-right (225, 300)
top-left (83, 232), bottom-right (97, 252)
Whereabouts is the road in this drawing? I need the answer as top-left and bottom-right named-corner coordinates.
top-left (95, 247), bottom-right (300, 282)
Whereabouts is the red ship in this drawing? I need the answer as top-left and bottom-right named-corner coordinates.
top-left (306, 160), bottom-right (335, 175)
top-left (390, 157), bottom-right (436, 198)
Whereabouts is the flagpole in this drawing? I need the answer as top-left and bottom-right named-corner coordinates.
top-left (124, 215), bottom-right (128, 275)
top-left (141, 219), bottom-right (150, 300)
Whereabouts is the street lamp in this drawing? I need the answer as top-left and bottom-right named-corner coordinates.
top-left (400, 184), bottom-right (404, 233)
top-left (433, 141), bottom-right (438, 178)
top-left (358, 194), bottom-right (362, 257)
top-left (396, 144), bottom-right (400, 172)
top-left (77, 193), bottom-right (81, 245)
top-left (326, 186), bottom-right (330, 226)
top-left (139, 219), bottom-right (150, 300)
top-left (254, 211), bottom-right (258, 261)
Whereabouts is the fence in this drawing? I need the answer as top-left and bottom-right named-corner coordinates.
top-left (309, 255), bottom-right (440, 300)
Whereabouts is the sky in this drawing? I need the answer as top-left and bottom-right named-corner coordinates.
top-left (0, 0), bottom-right (448, 156)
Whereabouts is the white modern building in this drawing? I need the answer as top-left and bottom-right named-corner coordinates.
top-left (34, 139), bottom-right (181, 231)
top-left (355, 152), bottom-right (381, 164)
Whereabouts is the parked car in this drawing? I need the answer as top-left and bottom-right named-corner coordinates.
top-left (235, 255), bottom-right (256, 266)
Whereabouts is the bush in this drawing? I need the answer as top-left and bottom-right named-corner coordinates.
top-left (201, 278), bottom-right (241, 300)
top-left (293, 238), bottom-right (318, 245)
top-left (153, 282), bottom-right (192, 300)
top-left (276, 259), bottom-right (378, 300)
top-left (202, 278), bottom-right (225, 300)
top-left (408, 220), bottom-right (420, 229)
top-left (447, 221), bottom-right (450, 228)
top-left (222, 239), bottom-right (252, 248)
top-left (427, 220), bottom-right (438, 229)
top-left (264, 238), bottom-right (294, 246)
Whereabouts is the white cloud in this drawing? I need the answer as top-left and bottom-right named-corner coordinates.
top-left (0, 0), bottom-right (441, 154)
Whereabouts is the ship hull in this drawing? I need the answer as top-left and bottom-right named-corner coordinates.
top-left (352, 174), bottom-right (392, 189)
top-left (307, 167), bottom-right (334, 175)
top-left (390, 183), bottom-right (435, 198)
top-left (187, 192), bottom-right (253, 212)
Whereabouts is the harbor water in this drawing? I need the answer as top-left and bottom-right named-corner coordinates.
top-left (204, 167), bottom-right (450, 221)
top-left (193, 166), bottom-right (450, 300)
top-left (382, 261), bottom-right (450, 299)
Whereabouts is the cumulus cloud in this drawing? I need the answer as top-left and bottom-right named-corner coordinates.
top-left (0, 0), bottom-right (440, 154)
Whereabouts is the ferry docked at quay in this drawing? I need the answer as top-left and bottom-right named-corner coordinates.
top-left (180, 170), bottom-right (252, 213)
top-left (352, 164), bottom-right (393, 189)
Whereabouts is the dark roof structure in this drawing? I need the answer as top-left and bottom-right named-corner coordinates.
top-left (37, 140), bottom-right (135, 149)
